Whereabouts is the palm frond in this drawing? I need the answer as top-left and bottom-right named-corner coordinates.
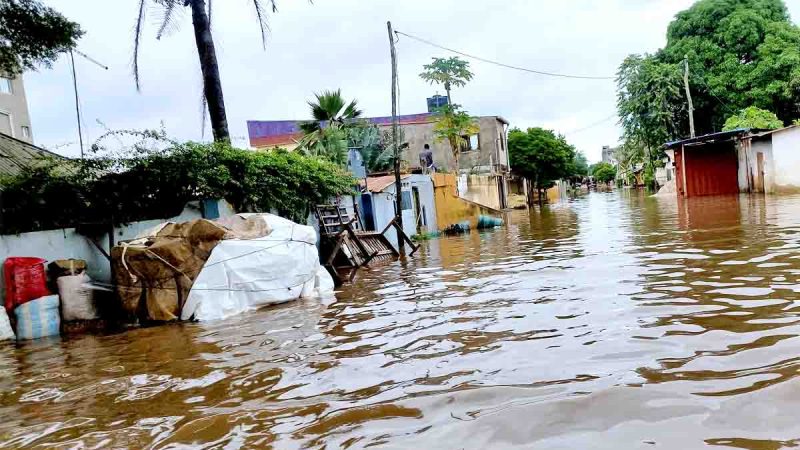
top-left (133, 0), bottom-right (147, 91)
top-left (252, 0), bottom-right (270, 50)
top-left (156, 0), bottom-right (180, 40)
top-left (343, 100), bottom-right (362, 119)
top-left (299, 121), bottom-right (321, 134)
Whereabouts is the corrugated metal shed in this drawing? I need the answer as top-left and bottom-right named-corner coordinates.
top-left (0, 133), bottom-right (64, 178)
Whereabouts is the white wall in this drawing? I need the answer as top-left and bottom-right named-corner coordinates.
top-left (368, 176), bottom-right (437, 250)
top-left (771, 127), bottom-right (800, 191)
top-left (0, 200), bottom-right (235, 302)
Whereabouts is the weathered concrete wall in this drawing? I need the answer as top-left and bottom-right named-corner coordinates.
top-left (461, 174), bottom-right (504, 210)
top-left (367, 175), bottom-right (437, 248)
top-left (0, 200), bottom-right (235, 303)
top-left (771, 127), bottom-right (800, 193)
top-left (0, 75), bottom-right (33, 142)
top-left (386, 116), bottom-right (508, 174)
top-left (432, 173), bottom-right (501, 230)
top-left (738, 138), bottom-right (775, 194)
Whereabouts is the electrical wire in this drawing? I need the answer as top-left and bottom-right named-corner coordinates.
top-left (562, 114), bottom-right (618, 135)
top-left (395, 30), bottom-right (615, 80)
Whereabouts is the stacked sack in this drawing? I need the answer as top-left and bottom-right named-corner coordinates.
top-left (2, 258), bottom-right (98, 341)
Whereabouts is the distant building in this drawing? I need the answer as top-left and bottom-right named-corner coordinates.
top-left (248, 112), bottom-right (512, 210)
top-left (0, 74), bottom-right (33, 143)
top-left (426, 95), bottom-right (449, 112)
top-left (601, 145), bottom-right (618, 165)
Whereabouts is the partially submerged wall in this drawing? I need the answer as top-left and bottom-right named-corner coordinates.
top-left (0, 200), bottom-right (235, 303)
top-left (771, 128), bottom-right (800, 193)
top-left (432, 173), bottom-right (501, 230)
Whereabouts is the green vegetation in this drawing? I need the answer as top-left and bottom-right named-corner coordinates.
top-left (723, 106), bottom-right (784, 131)
top-left (0, 136), bottom-right (354, 234)
top-left (0, 0), bottom-right (83, 76)
top-left (347, 122), bottom-right (394, 174)
top-left (432, 104), bottom-right (480, 172)
top-left (616, 0), bottom-right (800, 188)
top-left (297, 89), bottom-right (362, 165)
top-left (591, 162), bottom-right (617, 184)
top-left (134, 0), bottom-right (286, 141)
top-left (569, 151), bottom-right (590, 179)
top-left (419, 56), bottom-right (474, 104)
top-left (508, 127), bottom-right (577, 204)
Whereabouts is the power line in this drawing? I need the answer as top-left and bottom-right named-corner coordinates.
top-left (563, 114), bottom-right (618, 135)
top-left (394, 30), bottom-right (615, 80)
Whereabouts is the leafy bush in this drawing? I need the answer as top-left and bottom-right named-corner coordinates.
top-left (723, 107), bottom-right (784, 131)
top-left (0, 141), bottom-right (355, 234)
top-left (592, 162), bottom-right (617, 184)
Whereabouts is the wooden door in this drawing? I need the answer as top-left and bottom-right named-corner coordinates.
top-left (756, 152), bottom-right (765, 193)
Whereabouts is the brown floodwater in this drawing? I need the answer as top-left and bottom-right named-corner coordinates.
top-left (6, 191), bottom-right (800, 449)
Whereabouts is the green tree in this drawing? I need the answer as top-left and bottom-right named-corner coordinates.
top-left (568, 151), bottom-right (590, 179)
top-left (723, 106), bottom-right (784, 130)
top-left (618, 0), bottom-right (800, 142)
top-left (297, 89), bottom-right (362, 165)
top-left (347, 122), bottom-right (393, 174)
top-left (134, 0), bottom-right (286, 142)
top-left (508, 127), bottom-right (576, 204)
top-left (419, 56), bottom-right (474, 105)
top-left (592, 162), bottom-right (617, 184)
top-left (0, 0), bottom-right (83, 76)
top-left (432, 104), bottom-right (479, 172)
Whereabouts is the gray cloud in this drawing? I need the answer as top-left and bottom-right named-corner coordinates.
top-left (24, 0), bottom-right (800, 161)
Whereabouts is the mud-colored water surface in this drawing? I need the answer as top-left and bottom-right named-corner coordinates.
top-left (5, 191), bottom-right (800, 449)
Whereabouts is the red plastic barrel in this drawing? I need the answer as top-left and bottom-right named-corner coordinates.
top-left (3, 257), bottom-right (49, 312)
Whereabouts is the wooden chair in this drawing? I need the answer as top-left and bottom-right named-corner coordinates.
top-left (315, 203), bottom-right (418, 284)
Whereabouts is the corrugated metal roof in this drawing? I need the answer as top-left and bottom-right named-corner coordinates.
top-left (664, 129), bottom-right (752, 149)
top-left (0, 133), bottom-right (64, 178)
top-left (359, 174), bottom-right (411, 193)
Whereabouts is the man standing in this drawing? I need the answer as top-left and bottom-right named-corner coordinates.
top-left (419, 143), bottom-right (435, 174)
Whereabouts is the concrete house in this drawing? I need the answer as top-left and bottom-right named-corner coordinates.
top-left (0, 74), bottom-right (33, 143)
top-left (247, 111), bottom-right (511, 210)
top-left (665, 126), bottom-right (800, 197)
top-left (358, 174), bottom-right (437, 247)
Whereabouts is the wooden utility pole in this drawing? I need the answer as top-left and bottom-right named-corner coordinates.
top-left (387, 21), bottom-right (405, 255)
top-left (683, 56), bottom-right (696, 138)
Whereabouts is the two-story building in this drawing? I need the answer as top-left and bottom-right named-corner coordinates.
top-left (0, 75), bottom-right (33, 143)
top-left (247, 111), bottom-right (511, 210)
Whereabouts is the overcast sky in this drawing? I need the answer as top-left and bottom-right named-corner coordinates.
top-left (23, 0), bottom-right (800, 162)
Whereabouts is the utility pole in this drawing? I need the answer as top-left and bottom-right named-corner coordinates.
top-left (387, 21), bottom-right (405, 255)
top-left (683, 55), bottom-right (696, 138)
top-left (69, 48), bottom-right (109, 159)
top-left (69, 50), bottom-right (85, 159)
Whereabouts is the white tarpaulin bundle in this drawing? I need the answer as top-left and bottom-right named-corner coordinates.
top-left (181, 213), bottom-right (334, 321)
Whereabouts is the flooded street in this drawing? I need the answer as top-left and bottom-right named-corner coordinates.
top-left (6, 191), bottom-right (800, 448)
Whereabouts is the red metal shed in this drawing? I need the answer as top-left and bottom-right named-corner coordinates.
top-left (666, 130), bottom-right (749, 198)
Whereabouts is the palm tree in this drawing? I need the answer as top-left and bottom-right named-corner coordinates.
top-left (297, 90), bottom-right (362, 164)
top-left (133, 0), bottom-right (278, 142)
top-left (419, 56), bottom-right (474, 106)
top-left (432, 104), bottom-right (479, 172)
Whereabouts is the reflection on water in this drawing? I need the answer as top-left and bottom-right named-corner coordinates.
top-left (6, 192), bottom-right (800, 448)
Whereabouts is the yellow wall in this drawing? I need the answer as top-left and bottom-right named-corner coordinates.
top-left (431, 173), bottom-right (500, 230)
top-left (461, 174), bottom-right (504, 210)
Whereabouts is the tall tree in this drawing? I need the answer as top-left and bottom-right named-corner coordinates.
top-left (133, 0), bottom-right (280, 142)
top-left (432, 104), bottom-right (479, 172)
top-left (508, 127), bottom-right (576, 204)
top-left (297, 89), bottom-right (362, 165)
top-left (0, 0), bottom-right (83, 76)
top-left (419, 56), bottom-right (473, 105)
top-left (618, 0), bottom-right (800, 141)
